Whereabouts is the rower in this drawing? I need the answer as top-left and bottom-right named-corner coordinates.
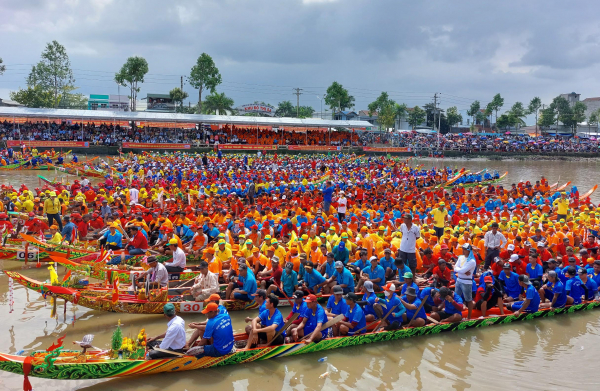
top-left (244, 289), bottom-right (267, 334)
top-left (290, 294), bottom-right (329, 343)
top-left (99, 222), bottom-right (123, 251)
top-left (325, 285), bottom-right (349, 324)
top-left (185, 294), bottom-right (227, 349)
top-left (186, 303), bottom-right (235, 358)
top-left (429, 287), bottom-right (464, 323)
top-left (136, 256), bottom-right (168, 290)
top-left (507, 275), bottom-right (540, 315)
top-left (146, 304), bottom-right (186, 359)
top-left (164, 238), bottom-right (186, 273)
top-left (400, 286), bottom-right (427, 327)
top-left (125, 225), bottom-right (148, 255)
top-left (245, 294), bottom-right (286, 349)
top-left (334, 292), bottom-right (367, 336)
top-left (226, 263), bottom-right (256, 301)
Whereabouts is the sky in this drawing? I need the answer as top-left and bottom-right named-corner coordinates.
top-left (1, 0), bottom-right (600, 124)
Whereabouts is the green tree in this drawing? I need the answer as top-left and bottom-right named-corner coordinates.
top-left (115, 56), bottom-right (149, 112)
top-left (58, 93), bottom-right (88, 109)
top-left (446, 106), bottom-right (463, 130)
top-left (9, 85), bottom-right (54, 108)
top-left (588, 110), bottom-right (598, 134)
top-left (276, 100), bottom-right (295, 117)
top-left (538, 106), bottom-right (556, 130)
top-left (407, 106), bottom-right (426, 130)
top-left (368, 92), bottom-right (396, 130)
top-left (527, 97), bottom-right (542, 136)
top-left (496, 113), bottom-right (512, 130)
top-left (489, 93), bottom-right (504, 125)
top-left (297, 106), bottom-right (315, 119)
top-left (202, 91), bottom-right (234, 115)
top-left (189, 53), bottom-right (222, 114)
top-left (0, 57), bottom-right (5, 75)
top-left (571, 101), bottom-right (587, 134)
top-left (467, 101), bottom-right (480, 127)
top-left (25, 41), bottom-right (75, 108)
top-left (324, 81), bottom-right (354, 118)
top-left (169, 87), bottom-right (189, 110)
top-left (549, 96), bottom-right (572, 132)
top-left (508, 102), bottom-right (527, 131)
top-left (395, 103), bottom-right (408, 130)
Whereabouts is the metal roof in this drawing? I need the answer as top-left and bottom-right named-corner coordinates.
top-left (0, 107), bottom-right (373, 128)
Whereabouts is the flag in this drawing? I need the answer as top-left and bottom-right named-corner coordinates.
top-left (48, 263), bottom-right (59, 285)
top-left (112, 277), bottom-right (119, 304)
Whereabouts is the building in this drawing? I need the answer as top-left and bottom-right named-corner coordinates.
top-left (145, 94), bottom-right (175, 112)
top-left (0, 98), bottom-right (23, 107)
top-left (88, 94), bottom-right (129, 111)
top-left (582, 97), bottom-right (600, 119)
top-left (333, 110), bottom-right (358, 121)
top-left (560, 92), bottom-right (580, 106)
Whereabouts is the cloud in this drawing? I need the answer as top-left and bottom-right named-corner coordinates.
top-left (1, 0), bottom-right (600, 125)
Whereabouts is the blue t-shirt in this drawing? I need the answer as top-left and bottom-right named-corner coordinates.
top-left (380, 292), bottom-right (403, 322)
top-left (304, 269), bottom-right (326, 292)
top-left (281, 270), bottom-right (298, 296)
top-left (397, 264), bottom-right (411, 279)
top-left (292, 301), bottom-right (308, 318)
top-left (401, 282), bottom-right (420, 297)
top-left (204, 313), bottom-right (234, 355)
top-left (546, 280), bottom-right (567, 308)
top-left (362, 265), bottom-right (385, 283)
top-left (302, 305), bottom-right (328, 336)
top-left (324, 261), bottom-right (336, 278)
top-left (581, 277), bottom-right (598, 300)
top-left (566, 277), bottom-right (585, 304)
top-left (379, 256), bottom-right (397, 271)
top-left (526, 263), bottom-right (543, 280)
top-left (334, 268), bottom-right (355, 291)
top-left (362, 291), bottom-right (378, 315)
top-left (326, 295), bottom-right (349, 315)
top-left (344, 304), bottom-right (366, 333)
top-left (402, 296), bottom-right (426, 320)
top-left (259, 308), bottom-right (285, 334)
top-left (103, 230), bottom-right (123, 247)
top-left (499, 271), bottom-right (521, 298)
top-left (419, 287), bottom-right (437, 306)
top-left (239, 272), bottom-right (257, 296)
top-left (587, 269), bottom-right (600, 287)
top-left (522, 284), bottom-right (540, 312)
top-left (258, 301), bottom-right (267, 314)
top-left (443, 293), bottom-right (464, 315)
top-left (322, 186), bottom-right (335, 203)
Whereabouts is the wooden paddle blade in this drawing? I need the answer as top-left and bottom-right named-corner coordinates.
top-left (152, 347), bottom-right (185, 357)
top-left (300, 314), bottom-right (345, 341)
top-left (267, 312), bottom-right (299, 346)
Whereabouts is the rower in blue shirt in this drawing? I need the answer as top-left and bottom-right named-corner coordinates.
top-left (336, 293), bottom-right (367, 336)
top-left (325, 285), bottom-right (349, 322)
top-left (292, 294), bottom-right (329, 343)
top-left (498, 263), bottom-right (522, 300)
top-left (509, 275), bottom-right (540, 314)
top-left (540, 271), bottom-right (568, 309)
top-left (302, 262), bottom-right (327, 294)
top-left (244, 295), bottom-right (286, 348)
top-left (577, 268), bottom-right (598, 300)
top-left (378, 283), bottom-right (406, 330)
top-left (327, 261), bottom-right (355, 294)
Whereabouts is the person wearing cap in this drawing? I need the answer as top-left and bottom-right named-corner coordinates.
top-left (400, 286), bottom-right (427, 327)
top-left (430, 202), bottom-right (448, 238)
top-left (245, 294), bottom-right (286, 348)
top-left (301, 261), bottom-right (327, 294)
top-left (429, 286), bottom-right (464, 323)
top-left (60, 215), bottom-right (78, 244)
top-left (146, 303), bottom-right (186, 359)
top-left (125, 225), bottom-right (148, 255)
top-left (454, 243), bottom-right (477, 319)
top-left (378, 283), bottom-right (406, 330)
top-left (356, 256), bottom-right (385, 293)
top-left (258, 255), bottom-right (282, 290)
top-left (507, 275), bottom-right (540, 315)
top-left (498, 261), bottom-right (521, 302)
top-left (334, 292), bottom-right (367, 336)
top-left (398, 213), bottom-right (421, 275)
top-left (379, 248), bottom-right (397, 282)
top-left (47, 224), bottom-right (63, 244)
top-left (24, 211), bottom-right (48, 235)
top-left (163, 238), bottom-right (187, 272)
top-left (360, 280), bottom-right (384, 321)
top-left (564, 266), bottom-right (586, 304)
top-left (185, 294), bottom-right (227, 349)
top-left (100, 199), bottom-right (111, 220)
top-left (553, 192), bottom-right (570, 221)
top-left (577, 268), bottom-right (598, 301)
top-left (483, 222), bottom-right (507, 270)
top-left (539, 270), bottom-right (570, 309)
top-left (285, 290), bottom-right (308, 334)
top-left (244, 290), bottom-right (268, 335)
top-left (215, 239), bottom-right (233, 270)
top-left (474, 276), bottom-right (504, 317)
top-left (99, 222), bottom-right (123, 250)
top-left (400, 272), bottom-right (419, 296)
top-left (188, 302), bottom-right (235, 358)
top-left (319, 252), bottom-right (336, 280)
top-left (43, 191), bottom-right (63, 231)
top-left (191, 261), bottom-right (220, 301)
top-left (332, 241), bottom-right (350, 265)
top-left (325, 285), bottom-right (349, 324)
top-left (291, 294), bottom-right (329, 343)
top-left (136, 256), bottom-right (169, 289)
top-left (325, 260), bottom-right (354, 295)
top-left (227, 263), bottom-right (257, 301)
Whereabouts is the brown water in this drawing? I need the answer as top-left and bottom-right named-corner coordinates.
top-left (1, 158), bottom-right (600, 391)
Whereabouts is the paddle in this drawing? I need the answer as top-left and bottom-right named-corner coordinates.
top-left (280, 286), bottom-right (294, 306)
top-left (404, 295), bottom-right (428, 329)
top-left (357, 304), bottom-right (398, 334)
top-left (267, 312), bottom-right (299, 346)
top-left (151, 347), bottom-right (185, 357)
top-left (300, 313), bottom-right (345, 342)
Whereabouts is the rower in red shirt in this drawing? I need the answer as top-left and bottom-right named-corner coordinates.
top-left (125, 226), bottom-right (148, 255)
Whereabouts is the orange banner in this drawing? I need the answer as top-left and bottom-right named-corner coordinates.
top-left (135, 122), bottom-right (196, 129)
top-left (363, 147), bottom-right (410, 152)
top-left (6, 141), bottom-right (89, 148)
top-left (287, 145), bottom-right (341, 151)
top-left (0, 117), bottom-right (28, 124)
top-left (122, 143), bottom-right (191, 149)
top-left (218, 144), bottom-right (277, 150)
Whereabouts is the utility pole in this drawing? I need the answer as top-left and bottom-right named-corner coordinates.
top-left (181, 76), bottom-right (184, 90)
top-left (293, 88), bottom-right (303, 117)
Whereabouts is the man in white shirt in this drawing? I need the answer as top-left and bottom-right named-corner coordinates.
top-left (454, 243), bottom-right (477, 320)
top-left (80, 176), bottom-right (90, 188)
top-left (191, 261), bottom-right (220, 301)
top-left (129, 186), bottom-right (139, 205)
top-left (147, 303), bottom-right (186, 359)
top-left (336, 191), bottom-right (348, 222)
top-left (165, 238), bottom-right (187, 273)
top-left (483, 222), bottom-right (507, 270)
top-left (398, 214), bottom-right (421, 274)
top-left (136, 256), bottom-right (169, 289)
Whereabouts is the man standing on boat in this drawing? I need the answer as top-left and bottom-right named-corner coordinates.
top-left (398, 213), bottom-right (420, 275)
top-left (43, 191), bottom-right (62, 232)
top-left (483, 222), bottom-right (507, 270)
top-left (454, 244), bottom-right (476, 320)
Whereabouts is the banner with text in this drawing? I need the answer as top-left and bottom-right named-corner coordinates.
top-left (287, 145), bottom-right (341, 151)
top-left (363, 147), bottom-right (410, 152)
top-left (6, 141), bottom-right (89, 148)
top-left (135, 122), bottom-right (196, 129)
top-left (218, 144), bottom-right (277, 150)
top-left (122, 143), bottom-right (191, 149)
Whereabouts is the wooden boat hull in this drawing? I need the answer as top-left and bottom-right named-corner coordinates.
top-left (1, 301), bottom-right (599, 380)
top-left (448, 171), bottom-right (508, 189)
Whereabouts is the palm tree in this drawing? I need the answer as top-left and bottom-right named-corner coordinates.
top-left (202, 92), bottom-right (234, 115)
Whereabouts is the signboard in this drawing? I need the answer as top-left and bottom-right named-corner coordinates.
top-left (122, 143), bottom-right (191, 149)
top-left (0, 117), bottom-right (29, 124)
top-left (287, 145), bottom-right (341, 151)
top-left (136, 122), bottom-right (196, 129)
top-left (179, 302), bottom-right (204, 313)
top-left (218, 144), bottom-right (277, 150)
top-left (6, 141), bottom-right (89, 148)
top-left (363, 147), bottom-right (410, 152)
top-left (238, 104), bottom-right (275, 116)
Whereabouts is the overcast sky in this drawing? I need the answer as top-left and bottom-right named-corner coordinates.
top-left (1, 0), bottom-right (600, 123)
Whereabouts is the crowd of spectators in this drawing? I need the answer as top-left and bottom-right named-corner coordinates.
top-left (2, 120), bottom-right (600, 153)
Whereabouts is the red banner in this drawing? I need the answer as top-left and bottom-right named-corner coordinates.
top-left (122, 143), bottom-right (191, 149)
top-left (135, 122), bottom-right (196, 129)
top-left (0, 117), bottom-right (28, 124)
top-left (287, 145), bottom-right (341, 151)
top-left (6, 141), bottom-right (89, 148)
top-left (363, 147), bottom-right (410, 152)
top-left (218, 144), bottom-right (277, 150)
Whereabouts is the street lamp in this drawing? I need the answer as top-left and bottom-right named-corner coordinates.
top-left (316, 95), bottom-right (325, 119)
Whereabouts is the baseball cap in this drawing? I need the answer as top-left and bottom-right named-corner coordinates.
top-left (383, 282), bottom-right (396, 292)
top-left (292, 290), bottom-right (304, 299)
top-left (403, 272), bottom-right (413, 279)
top-left (335, 261), bottom-right (344, 268)
top-left (201, 302), bottom-right (219, 314)
top-left (344, 292), bottom-right (359, 301)
top-left (484, 276), bottom-right (493, 283)
top-left (169, 238), bottom-right (178, 245)
top-left (163, 303), bottom-right (176, 316)
top-left (253, 289), bottom-right (267, 298)
top-left (364, 281), bottom-right (374, 292)
top-left (507, 244), bottom-right (515, 251)
top-left (332, 285), bottom-right (343, 294)
top-left (510, 254), bottom-right (519, 262)
top-left (305, 294), bottom-right (318, 303)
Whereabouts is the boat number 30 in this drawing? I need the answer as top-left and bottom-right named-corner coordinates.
top-left (180, 303), bottom-right (204, 313)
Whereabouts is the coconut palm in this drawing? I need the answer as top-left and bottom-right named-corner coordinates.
top-left (202, 92), bottom-right (234, 115)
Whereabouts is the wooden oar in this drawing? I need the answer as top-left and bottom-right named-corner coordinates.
top-left (152, 347), bottom-right (185, 357)
top-left (267, 312), bottom-right (299, 346)
top-left (404, 296), bottom-right (428, 328)
top-left (301, 313), bottom-right (345, 342)
top-left (356, 304), bottom-right (398, 334)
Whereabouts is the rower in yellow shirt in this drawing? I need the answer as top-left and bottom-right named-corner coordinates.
top-left (48, 225), bottom-right (63, 244)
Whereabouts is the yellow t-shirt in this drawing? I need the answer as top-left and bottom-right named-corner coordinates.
top-left (554, 198), bottom-right (570, 215)
top-left (431, 208), bottom-right (448, 228)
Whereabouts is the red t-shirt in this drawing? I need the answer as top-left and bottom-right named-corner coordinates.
top-left (432, 266), bottom-right (452, 282)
